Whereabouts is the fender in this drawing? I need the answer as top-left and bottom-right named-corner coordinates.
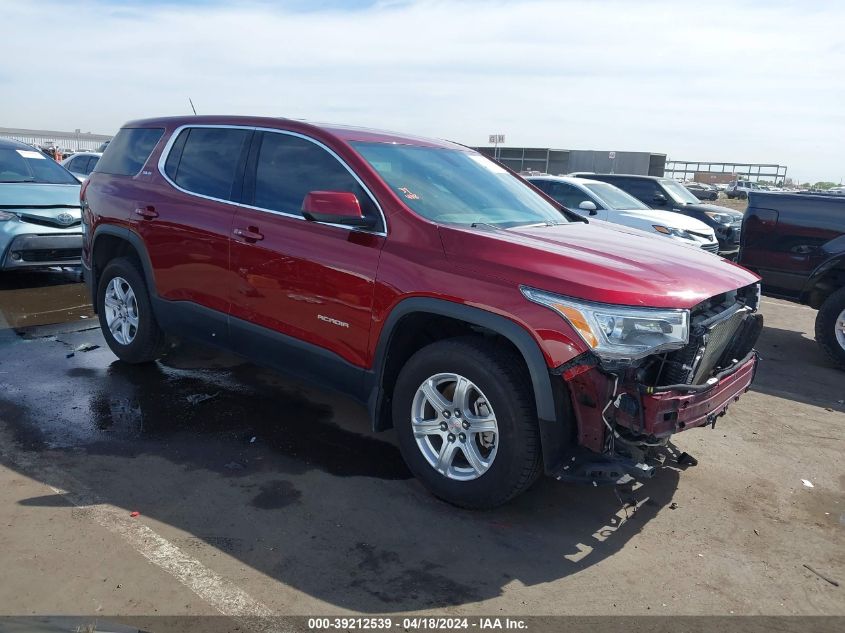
top-left (88, 225), bottom-right (159, 308)
top-left (368, 297), bottom-right (568, 472)
top-left (801, 238), bottom-right (845, 300)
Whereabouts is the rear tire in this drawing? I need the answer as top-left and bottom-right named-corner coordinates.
top-left (97, 257), bottom-right (166, 364)
top-left (815, 287), bottom-right (845, 371)
top-left (392, 337), bottom-right (542, 509)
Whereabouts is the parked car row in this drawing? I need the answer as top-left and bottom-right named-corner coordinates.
top-left (682, 181), bottom-right (719, 201)
top-left (526, 175), bottom-right (720, 253)
top-left (568, 173), bottom-right (744, 257)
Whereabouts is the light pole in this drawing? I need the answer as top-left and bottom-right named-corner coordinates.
top-left (489, 134), bottom-right (504, 161)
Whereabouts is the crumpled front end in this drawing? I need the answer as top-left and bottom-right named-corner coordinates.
top-left (561, 283), bottom-right (763, 482)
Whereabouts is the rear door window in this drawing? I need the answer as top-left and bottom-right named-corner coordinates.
top-left (164, 127), bottom-right (252, 201)
top-left (95, 128), bottom-right (164, 176)
top-left (249, 132), bottom-right (382, 229)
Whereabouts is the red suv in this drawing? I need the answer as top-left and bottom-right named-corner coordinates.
top-left (82, 116), bottom-right (763, 508)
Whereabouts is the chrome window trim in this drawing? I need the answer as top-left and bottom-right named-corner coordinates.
top-left (156, 124), bottom-right (387, 236)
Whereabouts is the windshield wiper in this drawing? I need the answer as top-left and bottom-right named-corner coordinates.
top-left (0, 179), bottom-right (36, 183)
top-left (518, 221), bottom-right (568, 228)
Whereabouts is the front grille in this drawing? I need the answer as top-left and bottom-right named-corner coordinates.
top-left (654, 284), bottom-right (761, 386)
top-left (18, 214), bottom-right (81, 228)
top-left (689, 309), bottom-right (748, 383)
top-left (701, 243), bottom-right (720, 254)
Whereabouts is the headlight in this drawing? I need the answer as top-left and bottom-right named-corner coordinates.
top-left (521, 287), bottom-right (689, 361)
top-left (652, 225), bottom-right (693, 240)
top-left (703, 211), bottom-right (733, 223)
top-left (0, 211), bottom-right (17, 222)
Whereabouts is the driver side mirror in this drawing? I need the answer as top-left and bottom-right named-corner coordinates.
top-left (578, 200), bottom-right (598, 215)
top-left (302, 191), bottom-right (374, 228)
top-left (653, 193), bottom-right (667, 206)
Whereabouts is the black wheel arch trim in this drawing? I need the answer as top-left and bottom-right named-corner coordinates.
top-left (802, 250), bottom-right (845, 301)
top-left (369, 297), bottom-right (567, 472)
top-left (88, 225), bottom-right (158, 309)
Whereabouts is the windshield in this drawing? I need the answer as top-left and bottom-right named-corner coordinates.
top-left (661, 179), bottom-right (701, 205)
top-left (0, 148), bottom-right (79, 184)
top-left (351, 142), bottom-right (568, 228)
top-left (583, 182), bottom-right (649, 210)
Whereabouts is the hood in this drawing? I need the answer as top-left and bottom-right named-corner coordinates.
top-left (614, 208), bottom-right (715, 235)
top-left (439, 221), bottom-right (759, 309)
top-left (0, 183), bottom-right (81, 210)
top-left (673, 202), bottom-right (743, 219)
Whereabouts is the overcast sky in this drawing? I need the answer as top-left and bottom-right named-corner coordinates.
top-left (1, 0), bottom-right (843, 182)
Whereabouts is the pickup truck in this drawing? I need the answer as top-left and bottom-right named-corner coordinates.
top-left (739, 191), bottom-right (845, 369)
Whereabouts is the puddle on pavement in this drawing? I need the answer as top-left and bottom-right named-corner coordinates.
top-left (0, 273), bottom-right (409, 480)
top-left (1, 334), bottom-right (411, 480)
top-left (0, 268), bottom-right (94, 329)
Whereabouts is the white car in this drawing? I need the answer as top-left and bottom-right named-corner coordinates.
top-left (726, 180), bottom-right (760, 199)
top-left (61, 152), bottom-right (102, 182)
top-left (527, 175), bottom-right (720, 254)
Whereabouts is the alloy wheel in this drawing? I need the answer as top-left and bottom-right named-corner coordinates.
top-left (104, 276), bottom-right (139, 345)
top-left (836, 307), bottom-right (845, 351)
top-left (410, 373), bottom-right (499, 481)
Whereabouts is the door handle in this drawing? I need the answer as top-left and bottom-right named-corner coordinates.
top-left (134, 205), bottom-right (158, 220)
top-left (233, 226), bottom-right (264, 242)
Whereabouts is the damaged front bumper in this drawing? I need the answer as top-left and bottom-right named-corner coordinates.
top-left (560, 351), bottom-right (759, 484)
top-left (614, 352), bottom-right (758, 438)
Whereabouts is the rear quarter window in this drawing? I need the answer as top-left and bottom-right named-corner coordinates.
top-left (163, 127), bottom-right (252, 201)
top-left (95, 127), bottom-right (164, 176)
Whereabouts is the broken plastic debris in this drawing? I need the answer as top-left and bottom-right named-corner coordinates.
top-left (801, 479), bottom-right (814, 488)
top-left (186, 392), bottom-right (219, 405)
top-left (677, 452), bottom-right (698, 466)
top-left (75, 343), bottom-right (100, 352)
top-left (130, 511), bottom-right (140, 518)
top-left (250, 436), bottom-right (256, 443)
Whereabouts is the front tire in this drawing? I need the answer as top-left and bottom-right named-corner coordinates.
top-left (815, 287), bottom-right (845, 371)
top-left (97, 257), bottom-right (166, 363)
top-left (392, 337), bottom-right (542, 509)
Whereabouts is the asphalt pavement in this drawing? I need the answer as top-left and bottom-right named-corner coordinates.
top-left (0, 269), bottom-right (842, 626)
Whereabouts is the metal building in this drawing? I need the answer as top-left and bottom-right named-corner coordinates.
top-left (0, 126), bottom-right (112, 152)
top-left (473, 146), bottom-right (667, 177)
